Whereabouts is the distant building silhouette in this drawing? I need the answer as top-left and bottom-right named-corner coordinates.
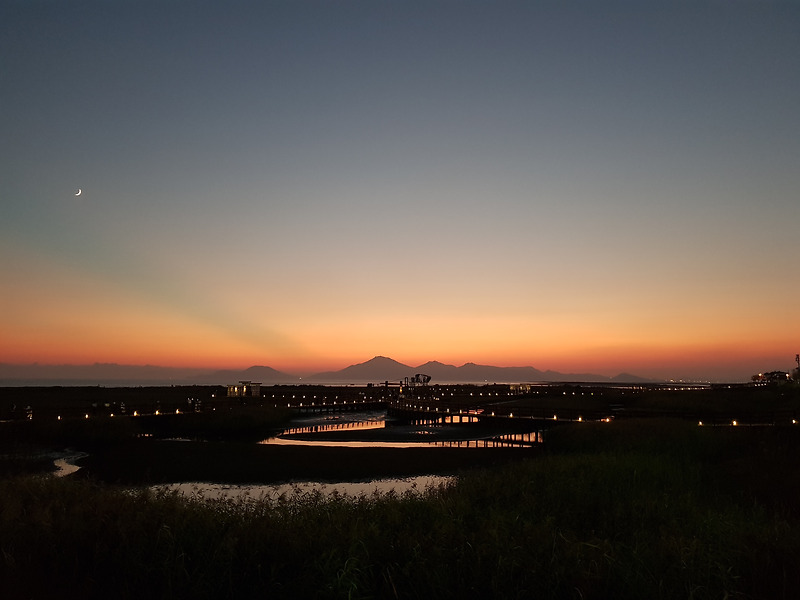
top-left (751, 371), bottom-right (790, 384)
top-left (227, 380), bottom-right (261, 397)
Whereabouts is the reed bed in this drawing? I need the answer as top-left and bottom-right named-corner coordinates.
top-left (2, 419), bottom-right (799, 599)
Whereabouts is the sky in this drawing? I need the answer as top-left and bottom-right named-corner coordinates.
top-left (2, 1), bottom-right (799, 382)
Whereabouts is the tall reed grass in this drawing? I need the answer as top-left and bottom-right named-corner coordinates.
top-left (2, 419), bottom-right (798, 599)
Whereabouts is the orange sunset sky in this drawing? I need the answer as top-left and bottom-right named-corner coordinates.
top-left (2, 2), bottom-right (798, 382)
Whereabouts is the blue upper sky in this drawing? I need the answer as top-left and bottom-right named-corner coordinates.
top-left (2, 1), bottom-right (799, 381)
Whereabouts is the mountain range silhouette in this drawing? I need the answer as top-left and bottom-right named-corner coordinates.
top-left (303, 356), bottom-right (652, 384)
top-left (0, 356), bottom-right (653, 385)
top-left (0, 356), bottom-right (652, 386)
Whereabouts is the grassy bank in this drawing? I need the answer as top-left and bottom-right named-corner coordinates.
top-left (0, 405), bottom-right (292, 450)
top-left (2, 419), bottom-right (799, 599)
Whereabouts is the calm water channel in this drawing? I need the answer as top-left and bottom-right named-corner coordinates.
top-left (163, 409), bottom-right (540, 500)
top-left (55, 409), bottom-right (540, 500)
top-left (260, 408), bottom-right (543, 448)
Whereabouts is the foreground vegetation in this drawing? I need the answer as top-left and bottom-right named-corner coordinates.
top-left (2, 419), bottom-right (799, 599)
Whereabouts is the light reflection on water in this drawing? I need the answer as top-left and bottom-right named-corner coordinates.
top-left (280, 416), bottom-right (386, 436)
top-left (53, 451), bottom-right (88, 477)
top-left (157, 475), bottom-right (454, 501)
top-left (427, 431), bottom-right (542, 447)
top-left (263, 410), bottom-right (542, 448)
top-left (262, 429), bottom-right (542, 448)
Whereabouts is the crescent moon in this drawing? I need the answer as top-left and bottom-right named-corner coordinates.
top-left (75, 189), bottom-right (82, 196)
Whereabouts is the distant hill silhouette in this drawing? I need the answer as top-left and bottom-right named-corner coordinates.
top-left (0, 363), bottom-right (298, 386)
top-left (304, 356), bottom-right (654, 384)
top-left (306, 356), bottom-right (411, 382)
top-left (0, 358), bottom-right (656, 386)
top-left (609, 372), bottom-right (654, 384)
top-left (417, 361), bottom-right (547, 383)
top-left (0, 363), bottom-right (207, 386)
top-left (197, 365), bottom-right (299, 384)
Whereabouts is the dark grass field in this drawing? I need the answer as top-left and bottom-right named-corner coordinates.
top-left (3, 385), bottom-right (800, 599)
top-left (3, 419), bottom-right (800, 599)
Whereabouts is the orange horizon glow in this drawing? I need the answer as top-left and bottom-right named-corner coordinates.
top-left (2, 336), bottom-right (797, 382)
top-left (2, 256), bottom-right (797, 382)
top-left (3, 4), bottom-right (798, 385)
top-left (2, 272), bottom-right (796, 382)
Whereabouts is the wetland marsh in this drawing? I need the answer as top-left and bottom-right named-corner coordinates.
top-left (2, 383), bottom-right (799, 598)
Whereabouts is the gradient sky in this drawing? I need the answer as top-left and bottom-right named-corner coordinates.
top-left (2, 1), bottom-right (799, 382)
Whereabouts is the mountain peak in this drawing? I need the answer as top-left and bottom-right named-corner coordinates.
top-left (305, 356), bottom-right (412, 382)
top-left (416, 360), bottom-right (453, 368)
top-left (367, 355), bottom-right (401, 363)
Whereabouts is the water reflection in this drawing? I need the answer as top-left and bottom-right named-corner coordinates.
top-left (281, 416), bottom-right (385, 436)
top-left (53, 451), bottom-right (88, 477)
top-left (262, 410), bottom-right (542, 448)
top-left (157, 475), bottom-right (454, 501)
top-left (427, 431), bottom-right (542, 447)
